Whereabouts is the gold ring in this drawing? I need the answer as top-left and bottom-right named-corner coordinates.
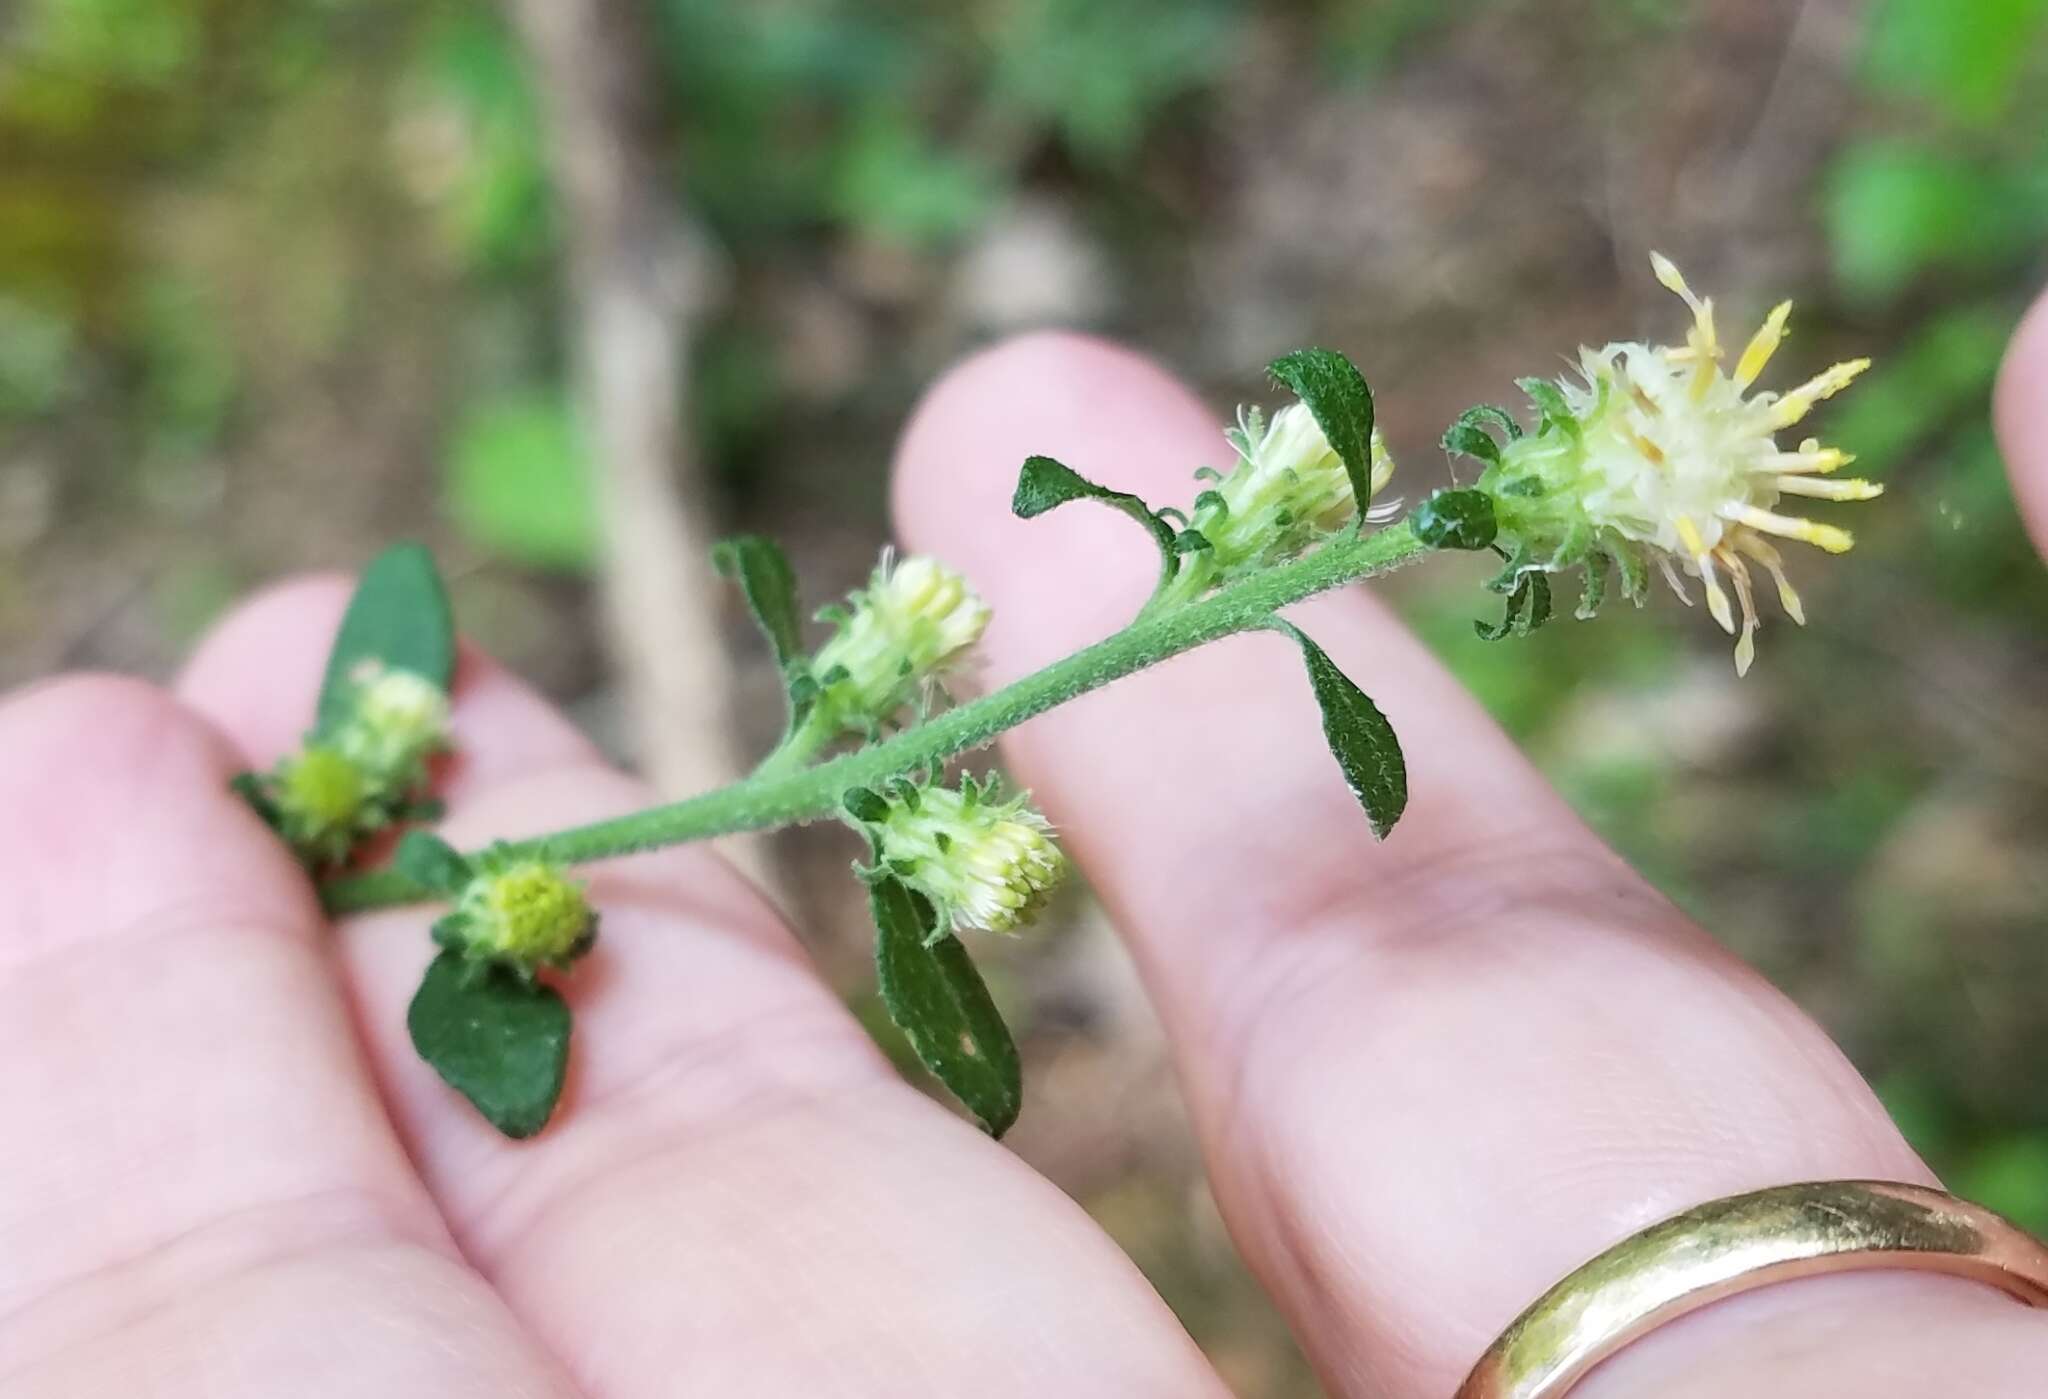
top-left (1455, 1180), bottom-right (2048, 1399)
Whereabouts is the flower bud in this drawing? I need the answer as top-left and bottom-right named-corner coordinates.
top-left (863, 777), bottom-right (1065, 936)
top-left (437, 852), bottom-right (598, 978)
top-left (1195, 403), bottom-right (1396, 573)
top-left (810, 553), bottom-right (991, 733)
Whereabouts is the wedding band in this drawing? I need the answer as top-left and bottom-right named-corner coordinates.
top-left (1455, 1180), bottom-right (2048, 1399)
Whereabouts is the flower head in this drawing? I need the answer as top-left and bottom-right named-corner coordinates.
top-left (858, 775), bottom-right (1066, 937)
top-left (1196, 402), bottom-right (1398, 574)
top-left (435, 849), bottom-right (598, 978)
top-left (810, 553), bottom-right (991, 733)
top-left (272, 742), bottom-right (377, 868)
top-left (338, 663), bottom-right (451, 780)
top-left (1476, 252), bottom-right (1880, 673)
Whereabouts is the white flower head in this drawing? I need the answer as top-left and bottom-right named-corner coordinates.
top-left (867, 776), bottom-right (1066, 936)
top-left (1480, 252), bottom-right (1881, 673)
top-left (340, 663), bottom-right (451, 778)
top-left (812, 552), bottom-right (991, 730)
top-left (1197, 402), bottom-right (1397, 572)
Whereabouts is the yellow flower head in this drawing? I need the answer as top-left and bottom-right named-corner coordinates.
top-left (1478, 253), bottom-right (1880, 673)
top-left (447, 855), bottom-right (598, 977)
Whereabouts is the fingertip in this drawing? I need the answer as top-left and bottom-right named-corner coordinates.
top-left (1994, 286), bottom-right (2048, 557)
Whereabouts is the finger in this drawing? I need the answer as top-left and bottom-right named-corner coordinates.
top-left (0, 675), bottom-right (573, 1396)
top-left (1994, 284), bottom-right (2048, 555)
top-left (179, 580), bottom-right (1233, 1398)
top-left (892, 333), bottom-right (2048, 1397)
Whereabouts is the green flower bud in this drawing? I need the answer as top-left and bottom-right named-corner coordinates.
top-left (435, 851), bottom-right (597, 979)
top-left (863, 777), bottom-right (1065, 936)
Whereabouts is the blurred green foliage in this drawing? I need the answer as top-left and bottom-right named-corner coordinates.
top-left (446, 392), bottom-right (599, 570)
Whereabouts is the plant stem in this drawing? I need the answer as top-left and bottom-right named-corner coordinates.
top-left (321, 522), bottom-right (1433, 915)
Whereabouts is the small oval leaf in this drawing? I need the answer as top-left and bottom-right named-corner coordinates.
top-left (1267, 348), bottom-right (1377, 516)
top-left (712, 534), bottom-right (805, 670)
top-left (318, 544), bottom-right (456, 735)
top-left (1011, 455), bottom-right (1176, 561)
top-left (1271, 620), bottom-right (1407, 839)
top-left (407, 951), bottom-right (571, 1139)
top-left (872, 876), bottom-right (1021, 1137)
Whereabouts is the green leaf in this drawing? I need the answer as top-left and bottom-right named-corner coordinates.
top-left (1576, 552), bottom-right (1609, 620)
top-left (1269, 620), bottom-right (1407, 839)
top-left (1476, 571), bottom-right (1552, 641)
top-left (1267, 348), bottom-right (1377, 518)
top-left (1517, 378), bottom-right (1579, 439)
top-left (1012, 455), bottom-right (1176, 559)
top-left (871, 876), bottom-right (1022, 1136)
top-left (1442, 421), bottom-right (1501, 466)
top-left (407, 951), bottom-right (572, 1139)
top-left (445, 393), bottom-right (597, 570)
top-left (1441, 405), bottom-right (1521, 465)
top-left (1409, 489), bottom-right (1499, 551)
top-left (712, 535), bottom-right (807, 670)
top-left (395, 831), bottom-right (473, 895)
top-left (843, 785), bottom-right (891, 823)
top-left (317, 544), bottom-right (456, 735)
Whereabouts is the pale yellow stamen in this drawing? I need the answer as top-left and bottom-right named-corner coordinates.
top-left (1762, 442), bottom-right (1853, 475)
top-left (1701, 565), bottom-right (1736, 634)
top-left (1734, 301), bottom-right (1793, 390)
top-left (1772, 476), bottom-right (1885, 501)
top-left (1730, 505), bottom-right (1855, 554)
top-left (1764, 358), bottom-right (1870, 429)
top-left (1733, 534), bottom-right (1806, 625)
top-left (1723, 550), bottom-right (1760, 676)
top-left (1674, 514), bottom-right (1708, 556)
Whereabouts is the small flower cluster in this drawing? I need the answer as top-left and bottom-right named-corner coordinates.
top-left (803, 553), bottom-right (991, 739)
top-left (1467, 253), bottom-right (1880, 673)
top-left (431, 845), bottom-right (598, 981)
top-left (848, 774), bottom-right (1067, 938)
top-left (246, 663), bottom-right (451, 868)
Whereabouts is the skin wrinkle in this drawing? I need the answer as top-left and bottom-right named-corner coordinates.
top-left (0, 1191), bottom-right (455, 1379)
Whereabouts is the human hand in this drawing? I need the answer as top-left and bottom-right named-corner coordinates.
top-left (3, 294), bottom-right (2047, 1398)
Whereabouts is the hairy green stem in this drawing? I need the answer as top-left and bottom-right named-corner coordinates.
top-left (321, 522), bottom-right (1432, 915)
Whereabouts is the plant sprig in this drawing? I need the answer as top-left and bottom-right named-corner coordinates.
top-left (238, 256), bottom-right (1883, 1140)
